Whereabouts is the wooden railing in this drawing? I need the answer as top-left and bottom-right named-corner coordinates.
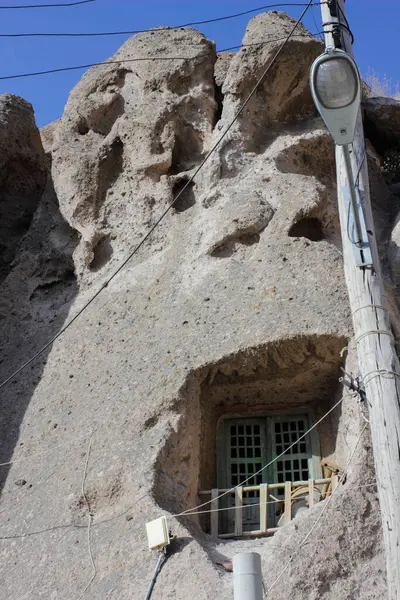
top-left (199, 477), bottom-right (338, 539)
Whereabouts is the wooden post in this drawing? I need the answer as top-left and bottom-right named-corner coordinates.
top-left (308, 479), bottom-right (315, 508)
top-left (235, 487), bottom-right (243, 537)
top-left (259, 483), bottom-right (268, 533)
top-left (211, 489), bottom-right (219, 539)
top-left (284, 482), bottom-right (292, 524)
top-left (330, 474), bottom-right (339, 495)
top-left (319, 3), bottom-right (400, 598)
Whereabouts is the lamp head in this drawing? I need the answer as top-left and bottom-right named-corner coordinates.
top-left (310, 49), bottom-right (361, 145)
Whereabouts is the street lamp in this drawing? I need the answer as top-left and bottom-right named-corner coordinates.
top-left (309, 48), bottom-right (371, 266)
top-left (309, 48), bottom-right (361, 146)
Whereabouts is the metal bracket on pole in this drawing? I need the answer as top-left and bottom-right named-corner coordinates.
top-left (342, 185), bottom-right (373, 269)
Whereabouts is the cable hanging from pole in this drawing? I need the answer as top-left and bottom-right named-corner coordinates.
top-left (0, 0), bottom-right (95, 8)
top-left (0, 3), bottom-right (319, 32)
top-left (0, 32), bottom-right (321, 81)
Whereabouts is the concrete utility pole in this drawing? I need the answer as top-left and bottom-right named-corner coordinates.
top-left (317, 2), bottom-right (400, 598)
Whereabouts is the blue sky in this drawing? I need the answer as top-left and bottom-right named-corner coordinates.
top-left (0, 0), bottom-right (398, 128)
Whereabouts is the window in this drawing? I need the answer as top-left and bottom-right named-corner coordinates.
top-left (216, 413), bottom-right (320, 534)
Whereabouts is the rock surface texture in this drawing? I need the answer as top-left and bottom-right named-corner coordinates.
top-left (0, 12), bottom-right (398, 600)
top-left (0, 94), bottom-right (47, 283)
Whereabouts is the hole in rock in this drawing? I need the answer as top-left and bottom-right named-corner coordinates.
top-left (211, 232), bottom-right (260, 258)
top-left (89, 236), bottom-right (113, 271)
top-left (168, 125), bottom-right (204, 176)
top-left (288, 218), bottom-right (325, 242)
top-left (172, 179), bottom-right (196, 213)
top-left (153, 335), bottom-right (347, 539)
top-left (77, 120), bottom-right (89, 135)
top-left (213, 81), bottom-right (224, 127)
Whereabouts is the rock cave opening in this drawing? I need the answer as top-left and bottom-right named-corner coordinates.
top-left (213, 81), bottom-right (224, 127)
top-left (172, 179), bottom-right (196, 213)
top-left (153, 334), bottom-right (348, 540)
top-left (89, 235), bottom-right (114, 271)
top-left (77, 119), bottom-right (89, 135)
top-left (168, 124), bottom-right (204, 176)
top-left (288, 217), bottom-right (325, 242)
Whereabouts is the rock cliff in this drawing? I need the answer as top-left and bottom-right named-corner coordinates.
top-left (0, 11), bottom-right (399, 600)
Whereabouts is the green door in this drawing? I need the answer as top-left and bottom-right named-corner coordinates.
top-left (218, 418), bottom-right (267, 533)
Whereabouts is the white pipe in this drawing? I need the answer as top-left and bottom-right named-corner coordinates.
top-left (233, 553), bottom-right (263, 600)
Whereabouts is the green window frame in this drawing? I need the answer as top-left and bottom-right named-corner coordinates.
top-left (216, 411), bottom-right (321, 533)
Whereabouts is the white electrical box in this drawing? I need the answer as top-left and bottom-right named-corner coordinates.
top-left (146, 516), bottom-right (170, 550)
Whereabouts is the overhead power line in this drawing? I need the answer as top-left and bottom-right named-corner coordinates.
top-left (0, 33), bottom-right (321, 81)
top-left (0, 0), bottom-right (313, 391)
top-left (0, 0), bottom-right (94, 8)
top-left (0, 56), bottom-right (194, 81)
top-left (0, 2), bottom-right (320, 35)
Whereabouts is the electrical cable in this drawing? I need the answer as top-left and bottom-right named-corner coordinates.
top-left (0, 3), bottom-right (320, 34)
top-left (76, 435), bottom-right (96, 600)
top-left (0, 56), bottom-right (200, 81)
top-left (0, 483), bottom-right (378, 540)
top-left (311, 3), bottom-right (324, 40)
top-left (0, 0), bottom-right (95, 8)
top-left (218, 32), bottom-right (321, 52)
top-left (355, 143), bottom-right (367, 187)
top-left (0, 0), bottom-right (314, 391)
top-left (321, 20), bottom-right (353, 44)
top-left (336, 2), bottom-right (354, 45)
top-left (165, 481), bottom-right (379, 518)
top-left (345, 144), bottom-right (363, 248)
top-left (0, 32), bottom-right (322, 81)
top-left (144, 551), bottom-right (167, 600)
top-left (266, 423), bottom-right (368, 593)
